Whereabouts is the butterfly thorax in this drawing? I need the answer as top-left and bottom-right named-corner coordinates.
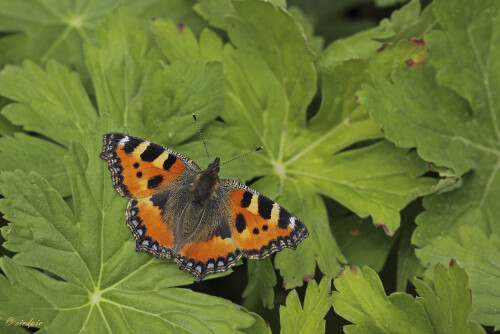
top-left (181, 158), bottom-right (221, 236)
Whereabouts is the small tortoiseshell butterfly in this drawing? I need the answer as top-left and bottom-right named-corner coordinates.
top-left (100, 121), bottom-right (308, 280)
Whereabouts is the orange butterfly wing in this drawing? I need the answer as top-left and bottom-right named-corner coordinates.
top-left (170, 182), bottom-right (308, 281)
top-left (127, 193), bottom-right (175, 257)
top-left (101, 133), bottom-right (199, 259)
top-left (226, 183), bottom-right (308, 259)
top-left (175, 236), bottom-right (241, 278)
top-left (100, 132), bottom-right (199, 198)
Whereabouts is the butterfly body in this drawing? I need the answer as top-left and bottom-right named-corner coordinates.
top-left (101, 132), bottom-right (308, 280)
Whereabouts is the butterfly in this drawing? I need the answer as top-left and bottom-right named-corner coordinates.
top-left (100, 126), bottom-right (308, 281)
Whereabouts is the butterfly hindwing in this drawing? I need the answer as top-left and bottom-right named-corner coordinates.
top-left (100, 132), bottom-right (200, 198)
top-left (127, 192), bottom-right (175, 258)
top-left (225, 181), bottom-right (309, 259)
top-left (175, 236), bottom-right (241, 279)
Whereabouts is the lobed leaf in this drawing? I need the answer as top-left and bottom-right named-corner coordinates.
top-left (280, 277), bottom-right (333, 334)
top-left (0, 60), bottom-right (96, 146)
top-left (0, 133), bottom-right (71, 197)
top-left (0, 0), bottom-right (205, 76)
top-left (357, 1), bottom-right (500, 326)
top-left (416, 226), bottom-right (500, 329)
top-left (242, 259), bottom-right (277, 310)
top-left (332, 214), bottom-right (396, 272)
top-left (332, 263), bottom-right (485, 334)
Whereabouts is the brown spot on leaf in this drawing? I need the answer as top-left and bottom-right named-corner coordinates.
top-left (405, 58), bottom-right (415, 67)
top-left (151, 17), bottom-right (157, 22)
top-left (304, 274), bottom-right (315, 281)
top-left (426, 161), bottom-right (433, 169)
top-left (177, 23), bottom-right (185, 33)
top-left (377, 43), bottom-right (388, 53)
top-left (449, 258), bottom-right (456, 266)
top-left (349, 265), bottom-right (358, 274)
top-left (349, 228), bottom-right (360, 236)
top-left (411, 38), bottom-right (426, 46)
top-left (380, 128), bottom-right (385, 135)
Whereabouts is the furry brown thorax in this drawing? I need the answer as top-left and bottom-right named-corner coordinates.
top-left (182, 158), bottom-right (221, 235)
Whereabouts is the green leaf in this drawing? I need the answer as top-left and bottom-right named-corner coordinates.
top-left (332, 214), bottom-right (396, 272)
top-left (243, 312), bottom-right (272, 334)
top-left (280, 277), bottom-right (333, 334)
top-left (85, 7), bottom-right (159, 132)
top-left (421, 0), bottom-right (500, 243)
top-left (318, 0), bottom-right (436, 71)
top-left (375, 0), bottom-right (407, 7)
top-left (85, 10), bottom-right (224, 148)
top-left (194, 0), bottom-right (236, 31)
top-left (0, 115), bottom-right (256, 332)
top-left (332, 264), bottom-right (485, 334)
top-left (318, 25), bottom-right (393, 71)
top-left (242, 259), bottom-right (277, 309)
top-left (312, 140), bottom-right (437, 235)
top-left (416, 226), bottom-right (500, 329)
top-left (0, 133), bottom-right (71, 197)
top-left (360, 47), bottom-right (480, 176)
top-left (358, 0), bottom-right (500, 250)
top-left (275, 184), bottom-right (344, 289)
top-left (0, 109), bottom-right (21, 136)
top-left (333, 266), bottom-right (431, 333)
top-left (0, 0), bottom-right (205, 77)
top-left (288, 6), bottom-right (324, 55)
top-left (142, 60), bottom-right (224, 146)
top-left (152, 19), bottom-right (224, 64)
top-left (414, 261), bottom-right (486, 334)
top-left (379, 0), bottom-right (437, 42)
top-left (0, 60), bottom-right (96, 146)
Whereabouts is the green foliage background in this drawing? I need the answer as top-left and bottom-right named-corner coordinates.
top-left (0, 0), bottom-right (498, 332)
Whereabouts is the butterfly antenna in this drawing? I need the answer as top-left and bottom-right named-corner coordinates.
top-left (192, 114), bottom-right (211, 163)
top-left (220, 146), bottom-right (263, 167)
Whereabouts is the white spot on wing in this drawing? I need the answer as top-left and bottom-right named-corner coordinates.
top-left (119, 136), bottom-right (129, 146)
top-left (289, 216), bottom-right (296, 229)
top-left (207, 263), bottom-right (214, 269)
